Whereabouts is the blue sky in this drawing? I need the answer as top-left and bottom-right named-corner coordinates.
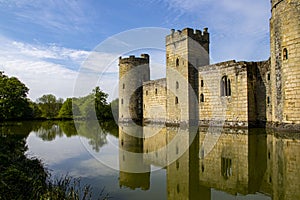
top-left (0, 0), bottom-right (271, 101)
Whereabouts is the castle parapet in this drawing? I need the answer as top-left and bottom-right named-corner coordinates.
top-left (166, 27), bottom-right (209, 53)
top-left (167, 28), bottom-right (209, 42)
top-left (119, 54), bottom-right (150, 64)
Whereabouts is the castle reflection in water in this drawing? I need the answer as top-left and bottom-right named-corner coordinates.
top-left (118, 124), bottom-right (300, 200)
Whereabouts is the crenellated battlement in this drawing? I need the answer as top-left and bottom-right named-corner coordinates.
top-left (166, 27), bottom-right (209, 46)
top-left (119, 54), bottom-right (149, 64)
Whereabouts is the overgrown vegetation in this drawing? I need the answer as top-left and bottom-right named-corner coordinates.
top-left (0, 133), bottom-right (110, 200)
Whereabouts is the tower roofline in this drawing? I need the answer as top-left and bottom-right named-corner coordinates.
top-left (119, 54), bottom-right (149, 64)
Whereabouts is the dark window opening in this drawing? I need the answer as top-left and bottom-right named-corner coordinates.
top-left (146, 91), bottom-right (148, 95)
top-left (221, 76), bottom-right (231, 97)
top-left (267, 73), bottom-right (270, 81)
top-left (176, 145), bottom-right (179, 155)
top-left (267, 97), bottom-right (270, 105)
top-left (176, 160), bottom-right (179, 169)
top-left (155, 88), bottom-right (158, 94)
top-left (176, 58), bottom-right (179, 67)
top-left (176, 81), bottom-right (179, 89)
top-left (121, 99), bottom-right (124, 104)
top-left (175, 96), bottom-right (179, 104)
top-left (122, 83), bottom-right (125, 89)
top-left (201, 164), bottom-right (205, 172)
top-left (283, 48), bottom-right (288, 60)
top-left (221, 157), bottom-right (232, 179)
top-left (201, 80), bottom-right (204, 87)
top-left (200, 93), bottom-right (204, 102)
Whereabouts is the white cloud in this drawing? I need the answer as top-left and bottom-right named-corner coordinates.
top-left (0, 35), bottom-right (121, 101)
top-left (0, 36), bottom-right (86, 100)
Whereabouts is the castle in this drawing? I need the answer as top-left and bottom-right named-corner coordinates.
top-left (119, 0), bottom-right (300, 130)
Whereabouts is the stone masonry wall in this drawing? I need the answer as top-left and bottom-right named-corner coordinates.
top-left (166, 28), bottom-right (209, 124)
top-left (270, 0), bottom-right (300, 124)
top-left (143, 78), bottom-right (167, 123)
top-left (119, 54), bottom-right (150, 122)
top-left (198, 60), bottom-right (249, 127)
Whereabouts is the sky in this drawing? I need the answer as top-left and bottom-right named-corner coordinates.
top-left (0, 0), bottom-right (271, 101)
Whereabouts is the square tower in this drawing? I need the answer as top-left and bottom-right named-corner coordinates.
top-left (165, 28), bottom-right (209, 125)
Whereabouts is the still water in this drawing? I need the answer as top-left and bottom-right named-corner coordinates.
top-left (3, 121), bottom-right (300, 200)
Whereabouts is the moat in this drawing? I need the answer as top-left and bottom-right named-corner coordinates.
top-left (3, 121), bottom-right (300, 200)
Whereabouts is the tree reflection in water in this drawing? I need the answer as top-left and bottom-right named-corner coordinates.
top-left (32, 120), bottom-right (118, 153)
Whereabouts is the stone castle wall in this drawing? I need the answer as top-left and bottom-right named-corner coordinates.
top-left (143, 78), bottom-right (167, 123)
top-left (166, 28), bottom-right (209, 124)
top-left (270, 0), bottom-right (300, 124)
top-left (118, 0), bottom-right (300, 129)
top-left (198, 60), bottom-right (249, 127)
top-left (119, 54), bottom-right (150, 122)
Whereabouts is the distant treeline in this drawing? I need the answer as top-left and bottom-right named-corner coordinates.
top-left (0, 71), bottom-right (118, 121)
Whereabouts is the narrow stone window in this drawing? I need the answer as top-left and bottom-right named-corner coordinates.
top-left (267, 96), bottom-right (270, 105)
top-left (176, 160), bottom-right (179, 169)
top-left (201, 80), bottom-right (204, 87)
top-left (283, 48), bottom-right (288, 60)
top-left (146, 90), bottom-right (148, 95)
top-left (227, 79), bottom-right (231, 96)
top-left (176, 58), bottom-right (179, 67)
top-left (175, 96), bottom-right (179, 104)
top-left (221, 157), bottom-right (232, 179)
top-left (123, 154), bottom-right (125, 161)
top-left (121, 99), bottom-right (123, 104)
top-left (122, 83), bottom-right (125, 89)
top-left (267, 73), bottom-right (270, 81)
top-left (155, 88), bottom-right (158, 94)
top-left (200, 93), bottom-right (204, 102)
top-left (176, 81), bottom-right (179, 89)
top-left (221, 76), bottom-right (231, 97)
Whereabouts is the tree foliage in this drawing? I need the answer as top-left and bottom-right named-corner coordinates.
top-left (0, 71), bottom-right (32, 120)
top-left (36, 94), bottom-right (63, 118)
top-left (58, 98), bottom-right (80, 119)
top-left (0, 71), bottom-right (115, 122)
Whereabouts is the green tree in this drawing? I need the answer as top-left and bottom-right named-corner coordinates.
top-left (82, 87), bottom-right (112, 121)
top-left (0, 71), bottom-right (32, 120)
top-left (58, 98), bottom-right (80, 119)
top-left (94, 86), bottom-right (112, 121)
top-left (37, 94), bottom-right (63, 118)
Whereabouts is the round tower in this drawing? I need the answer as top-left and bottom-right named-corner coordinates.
top-left (270, 0), bottom-right (300, 124)
top-left (119, 54), bottom-right (150, 122)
